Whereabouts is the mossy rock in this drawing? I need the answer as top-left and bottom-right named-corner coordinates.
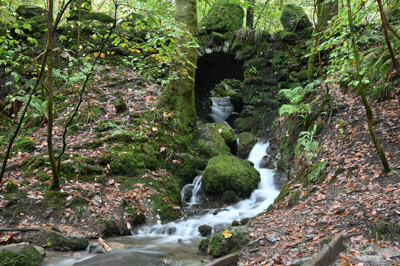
top-left (115, 99), bottom-right (127, 114)
top-left (274, 183), bottom-right (293, 204)
top-left (237, 132), bottom-right (258, 159)
top-left (0, 242), bottom-right (43, 266)
top-left (288, 190), bottom-right (301, 206)
top-left (198, 238), bottom-right (210, 255)
top-left (16, 5), bottom-right (45, 19)
top-left (198, 225), bottom-right (212, 237)
top-left (207, 228), bottom-right (246, 258)
top-left (297, 69), bottom-right (308, 82)
top-left (299, 26), bottom-right (314, 38)
top-left (25, 16), bottom-right (46, 33)
top-left (202, 155), bottom-right (260, 198)
top-left (197, 139), bottom-right (231, 159)
top-left (6, 182), bottom-right (18, 193)
top-left (201, 0), bottom-right (244, 34)
top-left (280, 4), bottom-right (312, 33)
top-left (214, 122), bottom-right (237, 152)
top-left (220, 190), bottom-right (237, 204)
top-left (21, 229), bottom-right (88, 251)
top-left (282, 31), bottom-right (298, 42)
top-left (198, 124), bottom-right (231, 159)
top-left (240, 218), bottom-right (250, 225)
top-left (68, 10), bottom-right (114, 24)
top-left (14, 137), bottom-right (35, 153)
top-left (166, 154), bottom-right (207, 186)
top-left (109, 151), bottom-right (148, 176)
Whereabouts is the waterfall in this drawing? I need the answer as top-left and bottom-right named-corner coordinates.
top-left (207, 97), bottom-right (234, 123)
top-left (181, 175), bottom-right (203, 207)
top-left (137, 142), bottom-right (280, 239)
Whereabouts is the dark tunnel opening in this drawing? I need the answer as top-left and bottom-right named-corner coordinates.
top-left (195, 52), bottom-right (244, 117)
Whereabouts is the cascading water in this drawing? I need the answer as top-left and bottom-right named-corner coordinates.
top-left (43, 142), bottom-right (280, 266)
top-left (138, 142), bottom-right (280, 238)
top-left (181, 175), bottom-right (203, 207)
top-left (207, 97), bottom-right (235, 123)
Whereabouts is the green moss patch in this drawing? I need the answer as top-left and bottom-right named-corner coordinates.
top-left (201, 228), bottom-right (246, 258)
top-left (237, 132), bottom-right (258, 159)
top-left (0, 243), bottom-right (43, 266)
top-left (166, 154), bottom-right (207, 186)
top-left (201, 0), bottom-right (244, 34)
top-left (280, 4), bottom-right (312, 33)
top-left (202, 155), bottom-right (260, 198)
top-left (68, 10), bottom-right (114, 24)
top-left (14, 137), bottom-right (35, 153)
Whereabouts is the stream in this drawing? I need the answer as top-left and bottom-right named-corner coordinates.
top-left (41, 98), bottom-right (280, 266)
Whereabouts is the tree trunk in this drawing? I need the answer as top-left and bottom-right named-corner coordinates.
top-left (307, 0), bottom-right (338, 81)
top-left (377, 0), bottom-right (400, 73)
top-left (246, 0), bottom-right (255, 29)
top-left (46, 0), bottom-right (60, 191)
top-left (159, 0), bottom-right (198, 132)
top-left (346, 0), bottom-right (391, 174)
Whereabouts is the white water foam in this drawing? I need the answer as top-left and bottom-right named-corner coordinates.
top-left (181, 175), bottom-right (203, 207)
top-left (137, 142), bottom-right (280, 239)
top-left (207, 97), bottom-right (235, 123)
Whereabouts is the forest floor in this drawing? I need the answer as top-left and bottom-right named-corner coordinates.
top-left (0, 66), bottom-right (165, 239)
top-left (238, 87), bottom-right (400, 266)
top-left (1, 67), bottom-right (400, 266)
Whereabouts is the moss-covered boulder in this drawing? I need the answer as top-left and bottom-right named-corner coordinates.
top-left (220, 190), bottom-right (237, 204)
top-left (198, 224), bottom-right (212, 237)
top-left (214, 122), bottom-right (237, 152)
top-left (200, 227), bottom-right (247, 258)
top-left (14, 137), bottom-right (35, 153)
top-left (198, 238), bottom-right (210, 255)
top-left (0, 242), bottom-right (43, 266)
top-left (237, 132), bottom-right (258, 159)
top-left (24, 15), bottom-right (46, 34)
top-left (166, 153), bottom-right (207, 186)
top-left (280, 4), bottom-right (312, 33)
top-left (198, 124), bottom-right (231, 159)
top-left (16, 5), bottom-right (45, 19)
top-left (297, 69), bottom-right (308, 82)
top-left (109, 150), bottom-right (153, 176)
top-left (68, 10), bottom-right (114, 24)
top-left (202, 155), bottom-right (260, 198)
top-left (198, 139), bottom-right (230, 159)
top-left (201, 0), bottom-right (244, 34)
top-left (21, 229), bottom-right (88, 251)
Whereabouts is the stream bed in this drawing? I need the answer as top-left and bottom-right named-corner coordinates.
top-left (41, 141), bottom-right (280, 266)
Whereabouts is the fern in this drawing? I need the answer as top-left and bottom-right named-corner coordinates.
top-left (278, 82), bottom-right (316, 116)
top-left (279, 104), bottom-right (298, 116)
top-left (278, 87), bottom-right (304, 104)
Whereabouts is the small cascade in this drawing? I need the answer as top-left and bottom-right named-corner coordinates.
top-left (181, 175), bottom-right (203, 207)
top-left (207, 97), bottom-right (235, 123)
top-left (137, 142), bottom-right (280, 238)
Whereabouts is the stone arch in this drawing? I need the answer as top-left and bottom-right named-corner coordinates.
top-left (194, 51), bottom-right (244, 118)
